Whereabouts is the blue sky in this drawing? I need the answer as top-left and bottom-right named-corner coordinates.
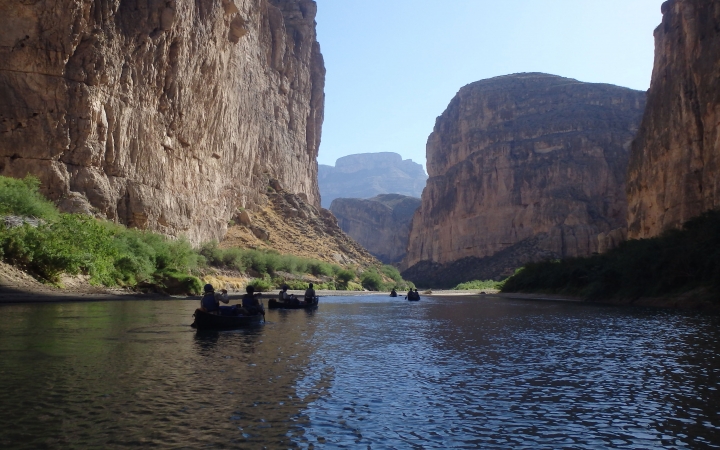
top-left (314, 0), bottom-right (664, 170)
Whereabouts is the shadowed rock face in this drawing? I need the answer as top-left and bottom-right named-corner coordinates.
top-left (329, 194), bottom-right (421, 264)
top-left (627, 0), bottom-right (720, 239)
top-left (403, 73), bottom-right (646, 285)
top-left (318, 152), bottom-right (427, 208)
top-left (0, 0), bottom-right (324, 244)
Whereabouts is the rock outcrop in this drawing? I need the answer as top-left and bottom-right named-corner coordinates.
top-left (0, 0), bottom-right (324, 244)
top-left (403, 73), bottom-right (646, 286)
top-left (627, 0), bottom-right (720, 239)
top-left (330, 194), bottom-right (420, 264)
top-left (222, 181), bottom-right (378, 268)
top-left (318, 152), bottom-right (427, 208)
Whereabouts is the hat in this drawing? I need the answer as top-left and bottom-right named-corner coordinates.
top-left (204, 284), bottom-right (214, 293)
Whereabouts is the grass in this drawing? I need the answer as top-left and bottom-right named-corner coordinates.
top-left (501, 210), bottom-right (720, 300)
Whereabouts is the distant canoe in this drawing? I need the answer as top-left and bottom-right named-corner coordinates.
top-left (268, 297), bottom-right (319, 310)
top-left (192, 309), bottom-right (264, 330)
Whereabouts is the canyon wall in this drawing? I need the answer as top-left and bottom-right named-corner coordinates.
top-left (318, 152), bottom-right (427, 208)
top-left (0, 0), bottom-right (324, 244)
top-left (330, 194), bottom-right (420, 264)
top-left (403, 73), bottom-right (645, 286)
top-left (627, 0), bottom-right (720, 239)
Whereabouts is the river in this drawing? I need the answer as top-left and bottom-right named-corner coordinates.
top-left (1, 295), bottom-right (719, 449)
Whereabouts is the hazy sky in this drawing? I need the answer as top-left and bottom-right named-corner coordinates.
top-left (314, 0), bottom-right (664, 170)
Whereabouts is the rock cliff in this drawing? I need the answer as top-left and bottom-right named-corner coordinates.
top-left (223, 181), bottom-right (378, 268)
top-left (627, 0), bottom-right (720, 239)
top-left (330, 194), bottom-right (421, 264)
top-left (0, 0), bottom-right (324, 244)
top-left (318, 152), bottom-right (427, 208)
top-left (403, 73), bottom-right (646, 286)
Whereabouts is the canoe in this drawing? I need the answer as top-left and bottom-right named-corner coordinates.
top-left (267, 296), bottom-right (319, 310)
top-left (407, 297), bottom-right (420, 302)
top-left (192, 309), bottom-right (264, 330)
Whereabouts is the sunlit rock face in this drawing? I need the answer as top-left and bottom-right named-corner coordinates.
top-left (329, 194), bottom-right (421, 264)
top-left (318, 152), bottom-right (427, 208)
top-left (403, 73), bottom-right (645, 285)
top-left (0, 0), bottom-right (324, 244)
top-left (627, 0), bottom-right (720, 239)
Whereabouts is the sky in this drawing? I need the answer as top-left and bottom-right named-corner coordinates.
top-left (314, 0), bottom-right (664, 170)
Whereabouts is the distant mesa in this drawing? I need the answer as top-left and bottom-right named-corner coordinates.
top-left (330, 194), bottom-right (421, 264)
top-left (318, 152), bottom-right (427, 208)
top-left (402, 72), bottom-right (646, 287)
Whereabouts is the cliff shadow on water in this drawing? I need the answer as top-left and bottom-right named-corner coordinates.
top-left (501, 210), bottom-right (720, 306)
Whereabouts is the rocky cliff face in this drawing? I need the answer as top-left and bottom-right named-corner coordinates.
top-left (403, 73), bottom-right (646, 285)
top-left (222, 180), bottom-right (378, 268)
top-left (0, 0), bottom-right (324, 244)
top-left (627, 0), bottom-right (720, 239)
top-left (318, 152), bottom-right (427, 208)
top-left (330, 194), bottom-right (420, 264)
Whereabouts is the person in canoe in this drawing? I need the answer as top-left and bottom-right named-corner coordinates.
top-left (390, 288), bottom-right (398, 297)
top-left (304, 283), bottom-right (316, 303)
top-left (241, 285), bottom-right (264, 315)
top-left (200, 283), bottom-right (230, 314)
top-left (280, 285), bottom-right (300, 306)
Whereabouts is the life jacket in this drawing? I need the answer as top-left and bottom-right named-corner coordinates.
top-left (201, 292), bottom-right (218, 311)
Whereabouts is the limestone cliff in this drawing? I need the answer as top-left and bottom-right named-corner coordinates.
top-left (330, 194), bottom-right (420, 264)
top-left (403, 73), bottom-right (645, 286)
top-left (0, 0), bottom-right (324, 244)
top-left (318, 152), bottom-right (427, 208)
top-left (627, 0), bottom-right (720, 239)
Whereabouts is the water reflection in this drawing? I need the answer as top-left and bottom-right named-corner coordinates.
top-left (1, 296), bottom-right (719, 448)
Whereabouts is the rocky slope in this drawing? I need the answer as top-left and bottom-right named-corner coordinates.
top-left (329, 194), bottom-right (421, 264)
top-left (403, 73), bottom-right (646, 286)
top-left (318, 152), bottom-right (427, 208)
top-left (0, 0), bottom-right (324, 244)
top-left (627, 0), bottom-right (720, 239)
top-left (222, 179), bottom-right (378, 268)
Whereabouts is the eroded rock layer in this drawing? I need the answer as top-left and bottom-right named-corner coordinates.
top-left (223, 183), bottom-right (378, 268)
top-left (330, 194), bottom-right (421, 264)
top-left (403, 73), bottom-right (645, 283)
top-left (627, 0), bottom-right (720, 239)
top-left (0, 0), bottom-right (324, 244)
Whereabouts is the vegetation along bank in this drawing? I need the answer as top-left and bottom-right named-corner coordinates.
top-left (0, 176), bottom-right (413, 296)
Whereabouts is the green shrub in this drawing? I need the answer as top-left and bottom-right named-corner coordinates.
top-left (335, 269), bottom-right (356, 287)
top-left (360, 270), bottom-right (384, 291)
top-left (453, 279), bottom-right (505, 290)
top-left (156, 270), bottom-right (203, 295)
top-left (0, 176), bottom-right (59, 220)
top-left (381, 265), bottom-right (403, 283)
top-left (247, 278), bottom-right (273, 292)
top-left (502, 209), bottom-right (720, 299)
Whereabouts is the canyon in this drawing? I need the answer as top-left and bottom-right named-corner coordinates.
top-left (318, 152), bottom-right (427, 208)
top-left (329, 194), bottom-right (420, 264)
top-left (403, 73), bottom-right (646, 286)
top-left (626, 0), bottom-right (720, 239)
top-left (0, 0), bottom-right (325, 245)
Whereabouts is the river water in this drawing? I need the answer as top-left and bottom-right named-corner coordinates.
top-left (1, 295), bottom-right (719, 449)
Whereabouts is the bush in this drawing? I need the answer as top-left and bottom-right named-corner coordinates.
top-left (454, 279), bottom-right (505, 290)
top-left (502, 209), bottom-right (720, 299)
top-left (335, 269), bottom-right (356, 287)
top-left (247, 278), bottom-right (273, 292)
top-left (381, 265), bottom-right (403, 283)
top-left (0, 176), bottom-right (59, 220)
top-left (360, 270), bottom-right (384, 291)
